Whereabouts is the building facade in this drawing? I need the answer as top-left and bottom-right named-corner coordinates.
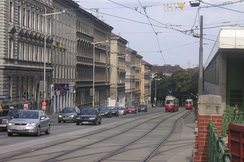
top-left (108, 33), bottom-right (127, 107)
top-left (0, 0), bottom-right (53, 112)
top-left (204, 28), bottom-right (244, 111)
top-left (51, 0), bottom-right (78, 113)
top-left (140, 60), bottom-right (152, 108)
top-left (125, 47), bottom-right (142, 107)
top-left (75, 9), bottom-right (113, 108)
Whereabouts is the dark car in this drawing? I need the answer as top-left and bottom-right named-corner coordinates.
top-left (98, 107), bottom-right (112, 118)
top-left (109, 107), bottom-right (119, 117)
top-left (58, 107), bottom-right (80, 123)
top-left (0, 109), bottom-right (20, 130)
top-left (76, 108), bottom-right (102, 125)
top-left (138, 105), bottom-right (148, 112)
top-left (7, 110), bottom-right (50, 136)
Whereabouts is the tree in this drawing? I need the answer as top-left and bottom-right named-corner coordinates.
top-left (151, 68), bottom-right (198, 106)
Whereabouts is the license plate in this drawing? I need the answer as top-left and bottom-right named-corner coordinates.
top-left (82, 122), bottom-right (89, 124)
top-left (15, 127), bottom-right (25, 130)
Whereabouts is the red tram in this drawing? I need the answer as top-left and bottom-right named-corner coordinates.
top-left (165, 95), bottom-right (179, 112)
top-left (185, 99), bottom-right (193, 110)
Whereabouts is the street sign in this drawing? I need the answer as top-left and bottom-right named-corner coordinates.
top-left (24, 103), bottom-right (28, 110)
top-left (0, 95), bottom-right (7, 99)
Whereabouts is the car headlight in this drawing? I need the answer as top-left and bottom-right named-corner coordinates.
top-left (104, 112), bottom-right (108, 114)
top-left (70, 115), bottom-right (75, 118)
top-left (90, 117), bottom-right (96, 120)
top-left (76, 117), bottom-right (81, 119)
top-left (8, 122), bottom-right (13, 126)
top-left (58, 115), bottom-right (62, 118)
top-left (27, 123), bottom-right (37, 126)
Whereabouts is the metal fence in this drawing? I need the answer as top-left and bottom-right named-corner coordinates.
top-left (222, 111), bottom-right (244, 137)
top-left (207, 120), bottom-right (232, 162)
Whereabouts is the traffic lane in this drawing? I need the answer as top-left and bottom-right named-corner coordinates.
top-left (0, 108), bottom-right (165, 147)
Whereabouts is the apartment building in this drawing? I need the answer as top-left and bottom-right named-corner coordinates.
top-left (75, 8), bottom-right (113, 108)
top-left (140, 60), bottom-right (152, 108)
top-left (125, 47), bottom-right (142, 107)
top-left (0, 0), bottom-right (53, 111)
top-left (51, 0), bottom-right (78, 113)
top-left (108, 33), bottom-right (127, 107)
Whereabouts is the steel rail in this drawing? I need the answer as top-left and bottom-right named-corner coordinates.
top-left (96, 110), bottom-right (189, 162)
top-left (0, 112), bottom-right (165, 162)
top-left (142, 110), bottom-right (192, 162)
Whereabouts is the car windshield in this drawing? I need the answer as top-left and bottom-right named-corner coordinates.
top-left (109, 107), bottom-right (117, 110)
top-left (0, 110), bottom-right (18, 116)
top-left (81, 109), bottom-right (96, 115)
top-left (100, 107), bottom-right (109, 111)
top-left (139, 105), bottom-right (146, 108)
top-left (166, 100), bottom-right (173, 104)
top-left (14, 111), bottom-right (39, 119)
top-left (63, 108), bottom-right (75, 113)
top-left (117, 107), bottom-right (124, 110)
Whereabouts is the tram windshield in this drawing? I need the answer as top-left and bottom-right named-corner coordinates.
top-left (166, 100), bottom-right (174, 105)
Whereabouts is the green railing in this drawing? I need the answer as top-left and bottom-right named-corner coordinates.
top-left (207, 120), bottom-right (232, 162)
top-left (222, 111), bottom-right (244, 137)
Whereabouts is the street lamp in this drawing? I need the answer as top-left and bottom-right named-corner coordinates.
top-left (91, 39), bottom-right (108, 108)
top-left (42, 8), bottom-right (66, 110)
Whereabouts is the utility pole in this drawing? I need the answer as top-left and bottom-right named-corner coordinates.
top-left (198, 15), bottom-right (203, 95)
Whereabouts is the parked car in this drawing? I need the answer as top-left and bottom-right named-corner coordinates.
top-left (76, 108), bottom-right (102, 125)
top-left (58, 107), bottom-right (80, 123)
top-left (138, 105), bottom-right (148, 112)
top-left (109, 107), bottom-right (119, 117)
top-left (0, 109), bottom-right (20, 130)
top-left (126, 106), bottom-right (137, 114)
top-left (98, 107), bottom-right (112, 118)
top-left (117, 107), bottom-right (126, 115)
top-left (7, 110), bottom-right (50, 136)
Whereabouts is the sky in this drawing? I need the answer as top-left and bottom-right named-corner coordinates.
top-left (77, 0), bottom-right (244, 69)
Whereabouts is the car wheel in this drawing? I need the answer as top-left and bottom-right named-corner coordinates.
top-left (58, 121), bottom-right (61, 123)
top-left (36, 126), bottom-right (41, 136)
top-left (107, 114), bottom-right (110, 118)
top-left (45, 125), bottom-right (50, 135)
top-left (94, 120), bottom-right (98, 125)
top-left (76, 122), bottom-right (80, 125)
top-left (63, 121), bottom-right (66, 123)
top-left (7, 132), bottom-right (13, 136)
top-left (99, 120), bottom-right (101, 125)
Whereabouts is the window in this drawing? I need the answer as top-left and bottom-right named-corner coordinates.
top-left (230, 90), bottom-right (243, 107)
top-left (9, 1), bottom-right (13, 22)
top-left (8, 76), bottom-right (12, 101)
top-left (8, 38), bottom-right (13, 59)
top-left (27, 10), bottom-right (30, 28)
top-left (18, 6), bottom-right (21, 25)
top-left (22, 8), bottom-right (26, 26)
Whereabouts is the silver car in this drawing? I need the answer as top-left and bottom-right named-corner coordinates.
top-left (7, 110), bottom-right (50, 136)
top-left (117, 107), bottom-right (126, 115)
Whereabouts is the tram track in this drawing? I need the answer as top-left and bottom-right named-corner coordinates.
top-left (41, 110), bottom-right (185, 162)
top-left (96, 110), bottom-right (191, 162)
top-left (0, 111), bottom-right (170, 161)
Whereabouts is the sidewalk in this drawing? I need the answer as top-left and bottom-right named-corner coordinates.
top-left (167, 111), bottom-right (195, 162)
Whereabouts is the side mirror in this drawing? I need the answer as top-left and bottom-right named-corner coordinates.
top-left (41, 116), bottom-right (46, 120)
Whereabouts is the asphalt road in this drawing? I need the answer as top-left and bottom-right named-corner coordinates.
top-left (0, 107), bottom-right (195, 162)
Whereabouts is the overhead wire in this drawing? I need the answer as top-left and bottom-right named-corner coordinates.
top-left (137, 0), bottom-right (166, 64)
